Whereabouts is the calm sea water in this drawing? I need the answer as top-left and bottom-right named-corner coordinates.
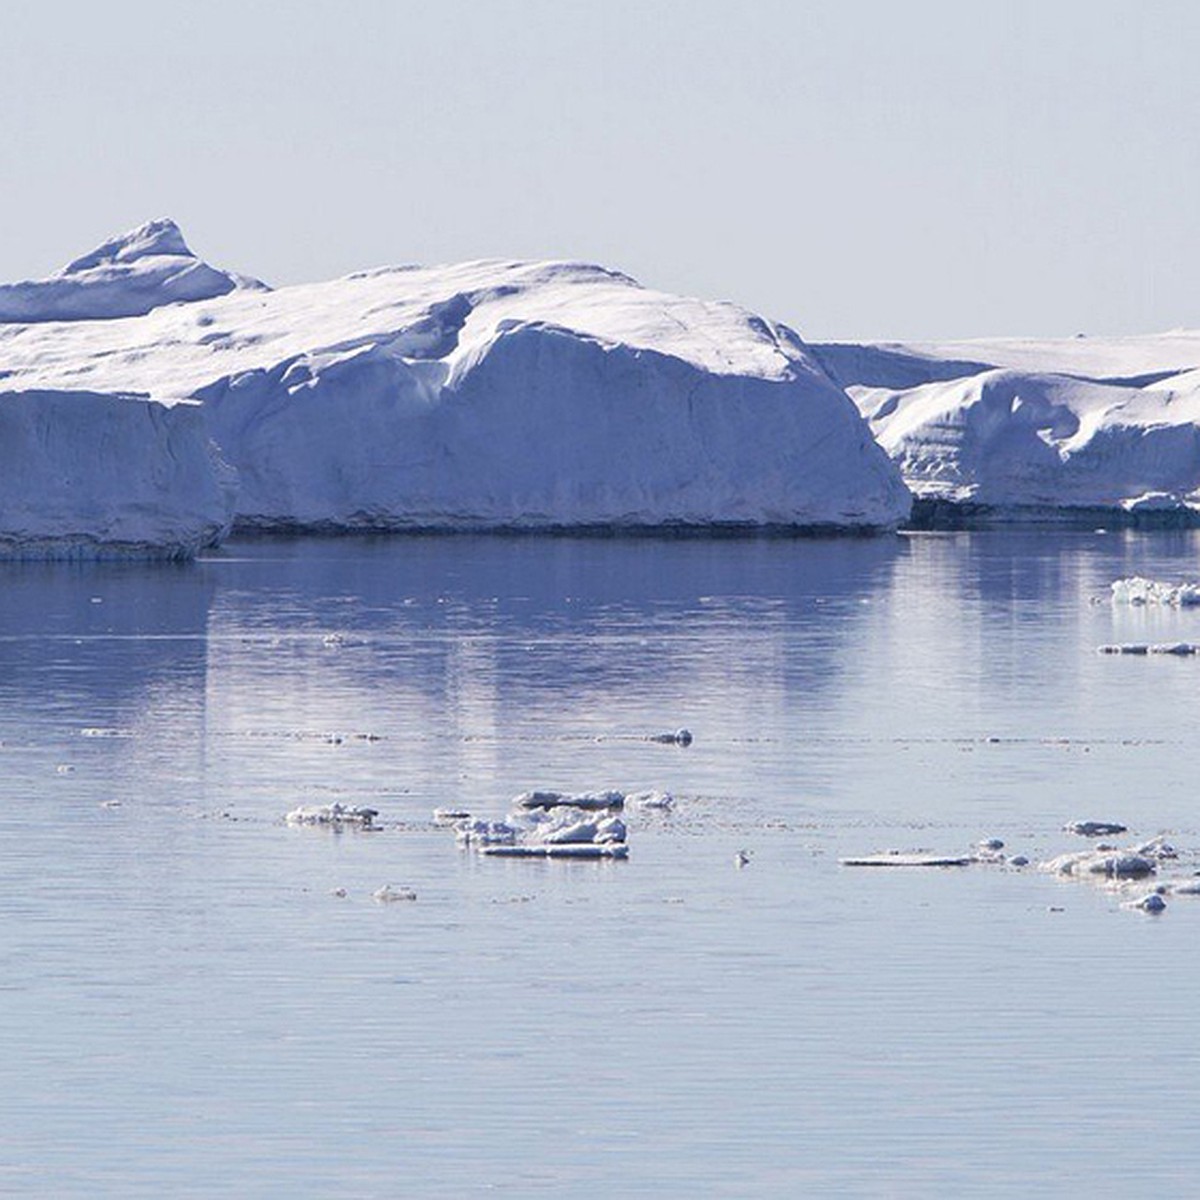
top-left (2, 530), bottom-right (1199, 1197)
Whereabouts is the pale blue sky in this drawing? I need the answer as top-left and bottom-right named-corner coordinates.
top-left (3, 0), bottom-right (1199, 340)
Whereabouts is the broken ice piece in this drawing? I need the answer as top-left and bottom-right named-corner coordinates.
top-left (285, 802), bottom-right (379, 828)
top-left (1064, 820), bottom-right (1127, 837)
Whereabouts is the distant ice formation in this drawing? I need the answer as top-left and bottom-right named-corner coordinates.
top-left (818, 334), bottom-right (1200, 523)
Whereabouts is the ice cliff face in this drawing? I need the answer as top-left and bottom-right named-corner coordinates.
top-left (0, 225), bottom-right (910, 550)
top-left (816, 335), bottom-right (1200, 522)
top-left (0, 391), bottom-right (234, 558)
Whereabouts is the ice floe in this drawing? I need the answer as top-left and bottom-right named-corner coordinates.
top-left (455, 792), bottom-right (630, 859)
top-left (1064, 820), bottom-right (1128, 837)
top-left (373, 884), bottom-right (417, 902)
top-left (513, 789), bottom-right (625, 812)
top-left (285, 802), bottom-right (379, 829)
top-left (1042, 850), bottom-right (1156, 879)
top-left (1110, 577), bottom-right (1200, 607)
top-left (627, 790), bottom-right (674, 811)
top-left (1098, 643), bottom-right (1200, 656)
top-left (840, 851), bottom-right (973, 868)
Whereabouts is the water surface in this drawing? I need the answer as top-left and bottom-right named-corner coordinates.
top-left (2, 531), bottom-right (1199, 1197)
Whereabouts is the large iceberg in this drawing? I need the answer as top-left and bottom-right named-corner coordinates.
top-left (0, 222), bottom-right (909, 547)
top-left (815, 333), bottom-right (1200, 524)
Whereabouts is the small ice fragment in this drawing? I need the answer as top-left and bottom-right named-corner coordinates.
top-left (1065, 820), bottom-right (1127, 837)
top-left (456, 819), bottom-right (518, 847)
top-left (628, 790), bottom-right (674, 811)
top-left (979, 838), bottom-right (1005, 852)
top-left (433, 807), bottom-right (471, 824)
top-left (285, 802), bottom-right (378, 828)
top-left (330, 887), bottom-right (347, 898)
top-left (1166, 880), bottom-right (1200, 896)
top-left (840, 851), bottom-right (972, 868)
top-left (1129, 836), bottom-right (1178, 860)
top-left (1124, 893), bottom-right (1167, 913)
top-left (99, 799), bottom-right (122, 809)
top-left (735, 850), bottom-right (751, 868)
top-left (513, 789), bottom-right (625, 811)
top-left (373, 884), bottom-right (416, 902)
top-left (480, 843), bottom-right (628, 859)
top-left (1043, 851), bottom-right (1155, 879)
top-left (55, 764), bottom-right (75, 775)
top-left (80, 727), bottom-right (133, 738)
top-left (1008, 855), bottom-right (1030, 867)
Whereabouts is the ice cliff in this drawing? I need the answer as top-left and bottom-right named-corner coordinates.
top-left (815, 333), bottom-right (1200, 524)
top-left (0, 223), bottom-right (909, 552)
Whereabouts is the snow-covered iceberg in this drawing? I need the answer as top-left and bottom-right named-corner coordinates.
top-left (0, 222), bottom-right (910, 542)
top-left (815, 333), bottom-right (1200, 524)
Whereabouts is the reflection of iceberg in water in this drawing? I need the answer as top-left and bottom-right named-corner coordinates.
top-left (199, 535), bottom-right (905, 815)
top-left (0, 561), bottom-right (215, 843)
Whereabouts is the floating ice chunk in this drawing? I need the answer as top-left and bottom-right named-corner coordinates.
top-left (1043, 850), bottom-right (1155, 879)
top-left (433, 807), bottom-right (471, 824)
top-left (1110, 577), bottom-right (1200, 607)
top-left (80, 727), bottom-right (134, 738)
top-left (1007, 855), bottom-right (1030, 867)
top-left (974, 838), bottom-right (1007, 862)
top-left (1065, 820), bottom-right (1127, 837)
top-left (457, 795), bottom-right (629, 858)
top-left (541, 818), bottom-right (604, 845)
top-left (593, 816), bottom-right (626, 843)
top-left (735, 850), bottom-right (752, 868)
top-left (1098, 643), bottom-right (1200, 656)
top-left (285, 802), bottom-right (379, 828)
top-left (1129, 835), bottom-right (1178, 860)
top-left (513, 789), bottom-right (625, 811)
top-left (456, 819), bottom-right (519, 847)
top-left (1164, 879), bottom-right (1200, 896)
top-left (840, 851), bottom-right (973, 868)
top-left (373, 884), bottom-right (416, 902)
top-left (648, 729), bottom-right (693, 746)
top-left (480, 843), bottom-right (628, 859)
top-left (1123, 893), bottom-right (1167, 913)
top-left (628, 789), bottom-right (674, 811)
top-left (55, 764), bottom-right (75, 775)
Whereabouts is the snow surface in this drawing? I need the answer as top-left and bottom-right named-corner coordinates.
top-left (816, 333), bottom-right (1200, 519)
top-left (0, 222), bottom-right (909, 544)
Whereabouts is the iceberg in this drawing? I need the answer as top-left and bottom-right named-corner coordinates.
top-left (0, 222), bottom-right (910, 548)
top-left (815, 334), bottom-right (1200, 524)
